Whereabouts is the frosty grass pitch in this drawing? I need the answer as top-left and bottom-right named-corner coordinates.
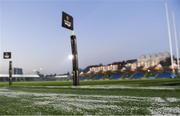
top-left (0, 79), bottom-right (180, 115)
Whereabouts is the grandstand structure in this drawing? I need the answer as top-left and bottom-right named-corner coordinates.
top-left (79, 71), bottom-right (176, 81)
top-left (0, 74), bottom-right (40, 81)
top-left (0, 74), bottom-right (71, 82)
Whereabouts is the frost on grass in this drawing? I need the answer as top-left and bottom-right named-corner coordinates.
top-left (150, 107), bottom-right (180, 115)
top-left (0, 87), bottom-right (180, 115)
top-left (24, 85), bottom-right (179, 90)
top-left (166, 97), bottom-right (180, 102)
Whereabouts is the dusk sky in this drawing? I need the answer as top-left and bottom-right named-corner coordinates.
top-left (0, 0), bottom-right (180, 74)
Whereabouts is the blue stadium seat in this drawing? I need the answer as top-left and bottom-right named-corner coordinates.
top-left (131, 73), bottom-right (144, 79)
top-left (79, 77), bottom-right (86, 80)
top-left (155, 72), bottom-right (176, 78)
top-left (80, 76), bottom-right (92, 80)
top-left (110, 74), bottom-right (121, 80)
top-left (95, 75), bottom-right (104, 80)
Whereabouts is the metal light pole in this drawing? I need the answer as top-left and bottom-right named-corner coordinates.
top-left (9, 61), bottom-right (12, 86)
top-left (70, 34), bottom-right (79, 85)
top-left (62, 11), bottom-right (80, 86)
top-left (3, 52), bottom-right (12, 85)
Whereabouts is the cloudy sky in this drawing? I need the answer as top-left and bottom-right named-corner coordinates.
top-left (0, 0), bottom-right (179, 74)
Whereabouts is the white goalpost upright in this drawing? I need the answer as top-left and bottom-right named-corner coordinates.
top-left (172, 12), bottom-right (180, 74)
top-left (164, 0), bottom-right (175, 73)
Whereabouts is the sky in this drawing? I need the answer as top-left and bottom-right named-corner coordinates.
top-left (0, 0), bottom-right (180, 74)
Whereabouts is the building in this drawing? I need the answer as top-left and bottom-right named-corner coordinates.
top-left (84, 52), bottom-right (174, 75)
top-left (89, 64), bottom-right (118, 73)
top-left (124, 59), bottom-right (138, 71)
top-left (13, 67), bottom-right (23, 75)
top-left (137, 52), bottom-right (170, 68)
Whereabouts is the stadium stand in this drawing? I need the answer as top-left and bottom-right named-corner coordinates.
top-left (109, 73), bottom-right (121, 80)
top-left (79, 76), bottom-right (87, 80)
top-left (131, 73), bottom-right (144, 79)
top-left (94, 75), bottom-right (104, 80)
top-left (155, 72), bottom-right (176, 78)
